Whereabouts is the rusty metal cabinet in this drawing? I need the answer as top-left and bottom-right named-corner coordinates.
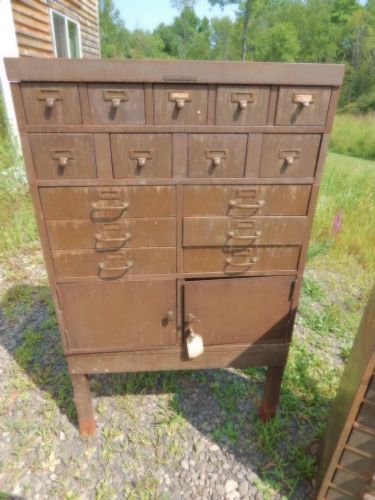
top-left (6, 58), bottom-right (344, 435)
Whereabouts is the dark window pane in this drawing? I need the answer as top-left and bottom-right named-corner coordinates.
top-left (68, 20), bottom-right (80, 58)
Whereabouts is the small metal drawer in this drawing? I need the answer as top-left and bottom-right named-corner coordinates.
top-left (154, 84), bottom-right (208, 125)
top-left (347, 428), bottom-right (375, 458)
top-left (183, 185), bottom-right (312, 217)
top-left (332, 469), bottom-right (369, 495)
top-left (52, 248), bottom-right (176, 278)
top-left (111, 133), bottom-right (172, 178)
top-left (88, 84), bottom-right (145, 124)
top-left (215, 86), bottom-right (270, 125)
top-left (30, 133), bottom-right (97, 179)
top-left (46, 218), bottom-right (176, 251)
top-left (183, 245), bottom-right (300, 274)
top-left (40, 186), bottom-right (176, 220)
top-left (183, 216), bottom-right (307, 247)
top-left (260, 134), bottom-right (321, 178)
top-left (188, 134), bottom-right (247, 178)
top-left (20, 83), bottom-right (82, 125)
top-left (275, 86), bottom-right (331, 126)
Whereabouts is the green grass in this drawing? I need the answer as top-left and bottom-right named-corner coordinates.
top-left (310, 152), bottom-right (375, 272)
top-left (331, 113), bottom-right (375, 160)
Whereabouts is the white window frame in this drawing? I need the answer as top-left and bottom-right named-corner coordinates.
top-left (49, 8), bottom-right (82, 58)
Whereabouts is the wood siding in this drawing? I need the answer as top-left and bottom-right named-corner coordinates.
top-left (11, 0), bottom-right (100, 58)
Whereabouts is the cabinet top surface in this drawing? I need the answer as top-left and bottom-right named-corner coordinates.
top-left (5, 58), bottom-right (345, 86)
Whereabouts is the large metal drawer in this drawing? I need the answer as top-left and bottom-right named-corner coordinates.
top-left (184, 276), bottom-right (294, 345)
top-left (183, 216), bottom-right (307, 247)
top-left (183, 185), bottom-right (311, 216)
top-left (59, 280), bottom-right (177, 352)
top-left (183, 246), bottom-right (300, 274)
top-left (53, 248), bottom-right (176, 278)
top-left (46, 218), bottom-right (176, 250)
top-left (40, 186), bottom-right (176, 219)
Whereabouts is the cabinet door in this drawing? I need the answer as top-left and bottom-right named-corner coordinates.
top-left (60, 281), bottom-right (177, 352)
top-left (184, 276), bottom-right (294, 345)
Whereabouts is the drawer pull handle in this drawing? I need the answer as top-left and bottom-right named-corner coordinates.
top-left (91, 202), bottom-right (129, 219)
top-left (166, 310), bottom-right (175, 322)
top-left (137, 156), bottom-right (147, 167)
top-left (225, 256), bottom-right (258, 267)
top-left (293, 93), bottom-right (314, 107)
top-left (58, 156), bottom-right (69, 168)
top-left (111, 97), bottom-right (121, 109)
top-left (98, 260), bottom-right (133, 278)
top-left (168, 91), bottom-right (192, 109)
top-left (227, 230), bottom-right (262, 240)
top-left (95, 233), bottom-right (131, 250)
top-left (46, 97), bottom-right (55, 108)
top-left (229, 199), bottom-right (265, 209)
top-left (239, 100), bottom-right (248, 110)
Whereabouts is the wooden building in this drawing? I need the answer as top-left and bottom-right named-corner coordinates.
top-left (0, 0), bottom-right (100, 134)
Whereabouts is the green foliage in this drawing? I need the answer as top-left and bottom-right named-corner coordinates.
top-left (311, 152), bottom-right (375, 272)
top-left (331, 113), bottom-right (375, 159)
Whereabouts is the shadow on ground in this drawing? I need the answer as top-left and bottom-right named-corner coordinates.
top-left (0, 284), bottom-right (330, 498)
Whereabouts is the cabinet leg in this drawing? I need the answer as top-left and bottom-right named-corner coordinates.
top-left (259, 365), bottom-right (285, 422)
top-left (70, 374), bottom-right (96, 435)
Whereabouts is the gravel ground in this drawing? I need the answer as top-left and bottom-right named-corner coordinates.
top-left (0, 250), bottom-right (322, 499)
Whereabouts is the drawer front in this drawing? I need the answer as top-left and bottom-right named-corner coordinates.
top-left (184, 276), bottom-right (294, 345)
top-left (275, 86), bottom-right (331, 126)
top-left (46, 218), bottom-right (176, 250)
top-left (184, 246), bottom-right (300, 274)
top-left (339, 450), bottom-right (375, 480)
top-left (325, 488), bottom-right (351, 499)
top-left (260, 134), bottom-right (321, 178)
top-left (40, 186), bottom-right (176, 220)
top-left (154, 84), bottom-right (208, 125)
top-left (183, 216), bottom-right (307, 247)
top-left (188, 134), bottom-right (247, 178)
top-left (88, 84), bottom-right (145, 124)
top-left (53, 248), bottom-right (176, 278)
top-left (215, 86), bottom-right (270, 125)
top-left (111, 134), bottom-right (172, 178)
top-left (60, 280), bottom-right (176, 351)
top-left (21, 83), bottom-right (82, 125)
top-left (183, 185), bottom-right (311, 216)
top-left (30, 133), bottom-right (96, 179)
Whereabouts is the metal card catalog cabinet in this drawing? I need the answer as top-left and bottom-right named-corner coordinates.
top-left (6, 59), bottom-right (344, 435)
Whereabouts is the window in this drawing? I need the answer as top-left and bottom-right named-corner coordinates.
top-left (50, 10), bottom-right (81, 58)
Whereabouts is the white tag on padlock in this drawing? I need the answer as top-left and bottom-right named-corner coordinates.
top-left (186, 330), bottom-right (204, 359)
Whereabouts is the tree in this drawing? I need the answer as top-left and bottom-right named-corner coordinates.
top-left (256, 23), bottom-right (300, 62)
top-left (99, 0), bottom-right (129, 58)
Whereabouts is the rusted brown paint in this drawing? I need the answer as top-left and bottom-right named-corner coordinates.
top-left (5, 58), bottom-right (343, 435)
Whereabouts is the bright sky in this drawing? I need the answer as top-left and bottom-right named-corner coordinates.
top-left (113, 0), bottom-right (237, 31)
